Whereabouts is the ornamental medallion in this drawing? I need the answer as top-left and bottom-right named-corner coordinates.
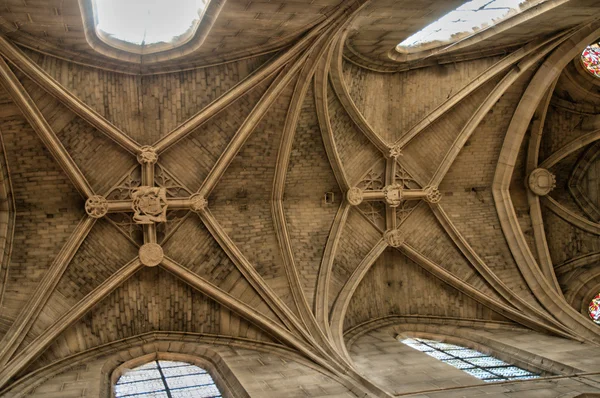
top-left (131, 186), bottom-right (168, 224)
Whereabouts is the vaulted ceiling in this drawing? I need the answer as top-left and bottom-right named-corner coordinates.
top-left (0, 0), bottom-right (599, 396)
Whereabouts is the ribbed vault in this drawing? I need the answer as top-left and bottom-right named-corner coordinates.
top-left (0, 1), bottom-right (599, 397)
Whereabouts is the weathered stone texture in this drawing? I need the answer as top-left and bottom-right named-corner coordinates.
top-left (33, 267), bottom-right (274, 370)
top-left (327, 81), bottom-right (381, 185)
top-left (284, 85), bottom-right (341, 309)
top-left (342, 57), bottom-right (501, 143)
top-left (0, 111), bottom-right (84, 322)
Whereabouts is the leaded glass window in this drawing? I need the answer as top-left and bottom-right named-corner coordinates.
top-left (581, 43), bottom-right (600, 78)
top-left (400, 338), bottom-right (540, 382)
top-left (115, 360), bottom-right (222, 398)
top-left (589, 292), bottom-right (600, 324)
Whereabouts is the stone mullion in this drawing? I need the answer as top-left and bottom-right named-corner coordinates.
top-left (0, 57), bottom-right (95, 199)
top-left (0, 216), bottom-right (96, 369)
top-left (0, 37), bottom-right (141, 155)
top-left (0, 258), bottom-right (143, 389)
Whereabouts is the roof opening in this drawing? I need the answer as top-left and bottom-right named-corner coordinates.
top-left (397, 0), bottom-right (545, 53)
top-left (93, 0), bottom-right (208, 54)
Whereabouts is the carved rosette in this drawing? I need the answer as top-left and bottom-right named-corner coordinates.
top-left (383, 183), bottom-right (403, 207)
top-left (424, 186), bottom-right (442, 203)
top-left (528, 168), bottom-right (556, 196)
top-left (347, 187), bottom-right (364, 206)
top-left (139, 243), bottom-right (164, 267)
top-left (85, 195), bottom-right (108, 218)
top-left (131, 186), bottom-right (168, 224)
top-left (389, 145), bottom-right (402, 158)
top-left (384, 229), bottom-right (404, 248)
top-left (137, 145), bottom-right (158, 165)
top-left (189, 194), bottom-right (208, 213)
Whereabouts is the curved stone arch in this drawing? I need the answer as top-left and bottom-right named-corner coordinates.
top-left (344, 317), bottom-right (582, 378)
top-left (1, 332), bottom-right (357, 398)
top-left (492, 20), bottom-right (600, 343)
top-left (0, 132), bottom-right (15, 311)
top-left (106, 350), bottom-right (249, 398)
top-left (77, 0), bottom-right (227, 64)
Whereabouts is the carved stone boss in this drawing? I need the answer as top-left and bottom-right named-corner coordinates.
top-left (83, 146), bottom-right (207, 266)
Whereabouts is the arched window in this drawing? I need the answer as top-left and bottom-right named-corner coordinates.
top-left (589, 292), bottom-right (600, 324)
top-left (397, 0), bottom-right (545, 53)
top-left (581, 43), bottom-right (600, 78)
top-left (114, 359), bottom-right (222, 397)
top-left (400, 337), bottom-right (540, 382)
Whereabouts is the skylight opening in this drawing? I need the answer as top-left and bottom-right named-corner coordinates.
top-left (397, 0), bottom-right (543, 52)
top-left (94, 0), bottom-right (208, 52)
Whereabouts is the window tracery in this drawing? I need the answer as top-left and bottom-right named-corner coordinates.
top-left (581, 43), bottom-right (600, 78)
top-left (400, 337), bottom-right (540, 382)
top-left (115, 360), bottom-right (223, 398)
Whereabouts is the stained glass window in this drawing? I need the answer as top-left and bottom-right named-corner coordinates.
top-left (397, 0), bottom-right (544, 51)
top-left (589, 292), bottom-right (600, 324)
top-left (581, 44), bottom-right (600, 78)
top-left (115, 360), bottom-right (222, 398)
top-left (400, 338), bottom-right (540, 382)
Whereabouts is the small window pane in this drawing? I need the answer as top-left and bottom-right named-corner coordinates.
top-left (466, 357), bottom-right (508, 367)
top-left (115, 360), bottom-right (223, 398)
top-left (116, 379), bottom-right (165, 395)
top-left (161, 365), bottom-right (207, 378)
top-left (442, 359), bottom-right (474, 369)
top-left (165, 373), bottom-right (215, 389)
top-left (463, 368), bottom-right (498, 380)
top-left (445, 349), bottom-right (486, 359)
top-left (424, 351), bottom-right (454, 360)
top-left (170, 385), bottom-right (222, 397)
